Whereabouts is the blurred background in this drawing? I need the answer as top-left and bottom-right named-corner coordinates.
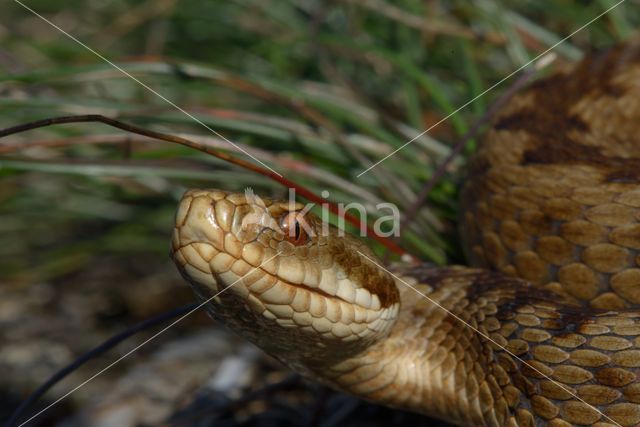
top-left (0, 1), bottom-right (638, 426)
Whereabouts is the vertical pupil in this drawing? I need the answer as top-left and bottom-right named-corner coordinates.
top-left (294, 220), bottom-right (300, 239)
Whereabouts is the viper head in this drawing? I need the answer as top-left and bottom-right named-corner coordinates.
top-left (171, 189), bottom-right (400, 369)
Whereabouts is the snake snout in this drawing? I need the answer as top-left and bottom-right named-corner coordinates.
top-left (173, 190), bottom-right (226, 251)
top-left (171, 190), bottom-right (231, 297)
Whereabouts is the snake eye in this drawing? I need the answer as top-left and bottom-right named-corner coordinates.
top-left (280, 212), bottom-right (310, 244)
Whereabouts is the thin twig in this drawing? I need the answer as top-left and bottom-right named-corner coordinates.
top-left (0, 133), bottom-right (384, 206)
top-left (0, 115), bottom-right (408, 257)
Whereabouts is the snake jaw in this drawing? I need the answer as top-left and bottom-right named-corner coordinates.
top-left (172, 189), bottom-right (401, 368)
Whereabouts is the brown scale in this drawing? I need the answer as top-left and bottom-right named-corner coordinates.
top-left (448, 41), bottom-right (640, 425)
top-left (368, 268), bottom-right (640, 425)
top-left (461, 41), bottom-right (640, 311)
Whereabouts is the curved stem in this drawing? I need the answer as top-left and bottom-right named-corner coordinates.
top-left (0, 115), bottom-right (409, 257)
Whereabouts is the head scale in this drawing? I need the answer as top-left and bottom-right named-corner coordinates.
top-left (171, 189), bottom-right (400, 373)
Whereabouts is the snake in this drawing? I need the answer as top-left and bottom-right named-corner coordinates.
top-left (170, 43), bottom-right (640, 426)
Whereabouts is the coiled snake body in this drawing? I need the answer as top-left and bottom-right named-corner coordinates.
top-left (171, 44), bottom-right (640, 426)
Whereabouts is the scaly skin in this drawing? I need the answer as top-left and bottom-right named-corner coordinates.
top-left (172, 43), bottom-right (640, 426)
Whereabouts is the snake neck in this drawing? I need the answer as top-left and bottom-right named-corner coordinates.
top-left (319, 268), bottom-right (492, 424)
top-left (321, 267), bottom-right (559, 426)
top-left (322, 265), bottom-right (640, 427)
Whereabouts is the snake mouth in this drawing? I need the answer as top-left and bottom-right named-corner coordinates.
top-left (171, 189), bottom-right (399, 342)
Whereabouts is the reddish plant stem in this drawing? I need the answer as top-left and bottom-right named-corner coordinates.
top-left (0, 114), bottom-right (409, 257)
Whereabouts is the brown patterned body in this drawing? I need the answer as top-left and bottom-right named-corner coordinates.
top-left (329, 267), bottom-right (640, 426)
top-left (444, 42), bottom-right (640, 425)
top-left (461, 43), bottom-right (640, 309)
top-left (172, 43), bottom-right (640, 427)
